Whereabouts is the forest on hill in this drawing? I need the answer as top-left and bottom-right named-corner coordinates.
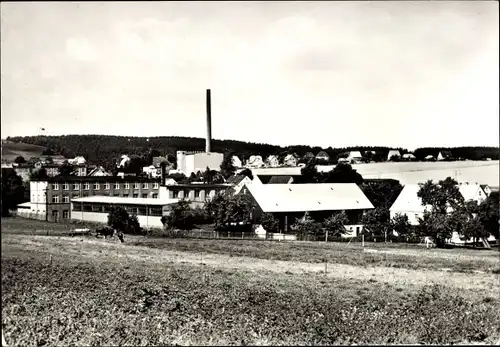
top-left (5, 135), bottom-right (499, 167)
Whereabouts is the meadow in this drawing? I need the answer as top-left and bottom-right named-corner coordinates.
top-left (2, 217), bottom-right (500, 346)
top-left (0, 141), bottom-right (47, 162)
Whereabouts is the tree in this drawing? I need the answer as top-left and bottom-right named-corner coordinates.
top-left (360, 208), bottom-right (392, 240)
top-left (30, 167), bottom-right (48, 180)
top-left (220, 151), bottom-right (236, 179)
top-left (477, 192), bottom-right (499, 240)
top-left (203, 167), bottom-right (225, 184)
top-left (204, 192), bottom-right (254, 230)
top-left (42, 148), bottom-right (55, 155)
top-left (14, 156), bottom-right (26, 164)
top-left (417, 211), bottom-right (453, 248)
top-left (417, 177), bottom-right (464, 214)
top-left (417, 177), bottom-right (466, 247)
top-left (300, 158), bottom-right (320, 183)
top-left (323, 211), bottom-right (349, 238)
top-left (259, 213), bottom-right (279, 233)
top-left (323, 163), bottom-right (364, 184)
top-left (107, 206), bottom-right (143, 234)
top-left (1, 169), bottom-right (27, 216)
top-left (290, 212), bottom-right (322, 241)
top-left (361, 179), bottom-right (403, 209)
top-left (58, 161), bottom-right (73, 177)
top-left (391, 213), bottom-right (414, 241)
top-left (162, 199), bottom-right (196, 231)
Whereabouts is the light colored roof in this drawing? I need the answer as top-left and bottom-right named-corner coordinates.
top-left (71, 195), bottom-right (179, 206)
top-left (244, 183), bottom-right (374, 213)
top-left (347, 151), bottom-right (363, 159)
top-left (387, 150), bottom-right (401, 158)
top-left (402, 153), bottom-right (416, 158)
top-left (390, 184), bottom-right (432, 213)
top-left (458, 183), bottom-right (484, 202)
top-left (316, 151), bottom-right (330, 158)
top-left (390, 183), bottom-right (485, 213)
top-left (17, 202), bottom-right (31, 208)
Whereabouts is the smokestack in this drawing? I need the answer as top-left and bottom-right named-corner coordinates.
top-left (206, 89), bottom-right (212, 153)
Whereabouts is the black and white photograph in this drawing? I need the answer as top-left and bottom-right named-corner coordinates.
top-left (1, 1), bottom-right (499, 345)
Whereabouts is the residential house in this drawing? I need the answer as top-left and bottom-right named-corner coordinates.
top-left (266, 155), bottom-right (280, 168)
top-left (24, 176), bottom-right (162, 223)
top-left (68, 156), bottom-right (86, 165)
top-left (239, 183), bottom-right (374, 236)
top-left (387, 150), bottom-right (401, 161)
top-left (143, 165), bottom-right (161, 178)
top-left (402, 153), bottom-right (417, 161)
top-left (337, 158), bottom-right (350, 164)
top-left (283, 154), bottom-right (298, 167)
top-left (437, 150), bottom-right (453, 161)
top-left (480, 184), bottom-right (492, 197)
top-left (226, 175), bottom-right (255, 194)
top-left (346, 151), bottom-right (363, 164)
top-left (390, 182), bottom-right (487, 225)
top-left (246, 155), bottom-right (265, 168)
top-left (424, 155), bottom-right (435, 161)
top-left (88, 166), bottom-right (112, 176)
top-left (232, 155), bottom-right (243, 168)
top-left (118, 155), bottom-right (131, 168)
top-left (315, 151), bottom-right (330, 162)
top-left (44, 164), bottom-right (61, 177)
top-left (303, 152), bottom-right (315, 162)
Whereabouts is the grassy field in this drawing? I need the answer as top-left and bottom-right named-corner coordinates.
top-left (2, 218), bottom-right (500, 345)
top-left (1, 141), bottom-right (47, 162)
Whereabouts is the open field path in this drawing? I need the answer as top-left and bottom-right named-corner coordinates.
top-left (2, 234), bottom-right (499, 296)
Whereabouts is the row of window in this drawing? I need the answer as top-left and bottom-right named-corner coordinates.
top-left (52, 210), bottom-right (70, 220)
top-left (51, 193), bottom-right (159, 203)
top-left (51, 182), bottom-right (159, 191)
top-left (73, 203), bottom-right (163, 216)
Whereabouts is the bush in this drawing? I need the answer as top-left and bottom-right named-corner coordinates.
top-left (259, 213), bottom-right (279, 233)
top-left (107, 206), bottom-right (143, 235)
top-left (162, 200), bottom-right (196, 231)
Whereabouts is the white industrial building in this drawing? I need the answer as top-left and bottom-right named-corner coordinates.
top-left (175, 89), bottom-right (224, 176)
top-left (71, 196), bottom-right (179, 229)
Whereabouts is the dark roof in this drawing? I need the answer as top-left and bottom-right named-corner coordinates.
top-left (268, 175), bottom-right (293, 184)
top-left (316, 151), bottom-right (330, 158)
top-left (167, 183), bottom-right (231, 189)
top-left (226, 175), bottom-right (246, 184)
top-left (30, 176), bottom-right (161, 183)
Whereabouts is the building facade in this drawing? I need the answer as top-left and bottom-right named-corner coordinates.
top-left (159, 183), bottom-right (231, 209)
top-left (176, 151), bottom-right (224, 176)
top-left (28, 176), bottom-right (162, 222)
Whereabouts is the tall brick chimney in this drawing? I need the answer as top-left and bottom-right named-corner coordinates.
top-left (206, 89), bottom-right (212, 153)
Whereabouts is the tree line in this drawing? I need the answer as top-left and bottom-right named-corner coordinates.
top-left (7, 135), bottom-right (498, 166)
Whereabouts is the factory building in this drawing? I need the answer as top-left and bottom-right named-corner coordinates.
top-left (176, 89), bottom-right (224, 176)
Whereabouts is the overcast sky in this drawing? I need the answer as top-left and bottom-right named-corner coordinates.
top-left (1, 1), bottom-right (498, 149)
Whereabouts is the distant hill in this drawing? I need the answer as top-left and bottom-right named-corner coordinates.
top-left (4, 135), bottom-right (499, 167)
top-left (1, 141), bottom-right (47, 162)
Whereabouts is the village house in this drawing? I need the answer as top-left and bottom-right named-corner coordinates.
top-left (231, 155), bottom-right (243, 168)
top-left (389, 182), bottom-right (488, 225)
top-left (239, 183), bottom-right (374, 236)
top-left (246, 155), bottom-right (265, 168)
top-left (266, 155), bottom-right (280, 168)
top-left (387, 150), bottom-right (401, 161)
top-left (315, 151), bottom-right (330, 162)
top-left (283, 154), bottom-right (298, 167)
top-left (402, 153), bottom-right (417, 161)
top-left (346, 151), bottom-right (363, 164)
top-left (437, 150), bottom-right (453, 161)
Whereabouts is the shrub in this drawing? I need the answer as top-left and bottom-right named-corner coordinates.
top-left (259, 213), bottom-right (279, 233)
top-left (162, 200), bottom-right (195, 231)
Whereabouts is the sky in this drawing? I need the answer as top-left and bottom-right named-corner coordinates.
top-left (1, 1), bottom-right (498, 149)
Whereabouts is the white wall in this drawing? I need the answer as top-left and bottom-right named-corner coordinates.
top-left (71, 211), bottom-right (164, 228)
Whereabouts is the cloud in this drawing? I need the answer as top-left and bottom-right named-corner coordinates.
top-left (65, 37), bottom-right (100, 62)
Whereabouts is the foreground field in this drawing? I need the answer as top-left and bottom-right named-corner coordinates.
top-left (3, 225), bottom-right (500, 345)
